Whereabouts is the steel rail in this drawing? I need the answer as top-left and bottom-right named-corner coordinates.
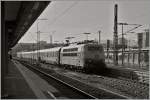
top-left (19, 61), bottom-right (98, 99)
top-left (15, 59), bottom-right (129, 99)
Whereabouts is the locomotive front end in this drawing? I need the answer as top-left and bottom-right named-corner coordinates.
top-left (83, 44), bottom-right (106, 73)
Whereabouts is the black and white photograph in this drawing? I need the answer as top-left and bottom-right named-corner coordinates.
top-left (1, 0), bottom-right (149, 99)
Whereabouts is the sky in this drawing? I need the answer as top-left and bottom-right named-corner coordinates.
top-left (18, 0), bottom-right (150, 43)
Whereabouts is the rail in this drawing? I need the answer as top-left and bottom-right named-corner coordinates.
top-left (19, 60), bottom-right (98, 99)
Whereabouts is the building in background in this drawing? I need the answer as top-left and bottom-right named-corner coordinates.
top-left (127, 39), bottom-right (138, 48)
top-left (137, 29), bottom-right (149, 49)
top-left (144, 29), bottom-right (149, 49)
top-left (38, 41), bottom-right (47, 45)
top-left (118, 37), bottom-right (128, 46)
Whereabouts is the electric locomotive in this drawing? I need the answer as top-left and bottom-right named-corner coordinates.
top-left (17, 43), bottom-right (106, 72)
top-left (60, 43), bottom-right (106, 72)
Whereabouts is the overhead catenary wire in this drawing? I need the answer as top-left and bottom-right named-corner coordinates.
top-left (29, 32), bottom-right (38, 42)
top-left (44, 1), bottom-right (79, 31)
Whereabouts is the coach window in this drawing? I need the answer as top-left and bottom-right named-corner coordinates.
top-left (63, 53), bottom-right (77, 56)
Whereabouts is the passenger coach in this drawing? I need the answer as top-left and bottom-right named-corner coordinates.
top-left (39, 47), bottom-right (61, 64)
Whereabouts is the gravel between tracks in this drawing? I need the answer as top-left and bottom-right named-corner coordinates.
top-left (18, 59), bottom-right (149, 99)
top-left (35, 66), bottom-right (126, 99)
top-left (39, 63), bottom-right (149, 99)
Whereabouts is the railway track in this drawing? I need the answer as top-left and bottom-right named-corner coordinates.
top-left (18, 59), bottom-right (128, 99)
top-left (18, 60), bottom-right (97, 99)
top-left (134, 71), bottom-right (149, 84)
top-left (15, 58), bottom-right (149, 99)
top-left (40, 63), bottom-right (148, 99)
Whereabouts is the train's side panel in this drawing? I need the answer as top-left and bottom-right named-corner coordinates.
top-left (60, 45), bottom-right (85, 68)
top-left (79, 46), bottom-right (85, 67)
top-left (39, 48), bottom-right (61, 64)
top-left (60, 53), bottom-right (82, 66)
top-left (44, 51), bottom-right (59, 64)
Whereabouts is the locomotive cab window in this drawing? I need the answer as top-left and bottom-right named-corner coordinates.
top-left (63, 48), bottom-right (78, 52)
top-left (63, 53), bottom-right (77, 56)
top-left (88, 46), bottom-right (101, 51)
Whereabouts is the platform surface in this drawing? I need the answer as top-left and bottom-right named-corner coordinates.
top-left (4, 59), bottom-right (67, 99)
top-left (4, 59), bottom-right (36, 99)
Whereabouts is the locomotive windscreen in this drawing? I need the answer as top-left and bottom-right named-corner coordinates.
top-left (88, 46), bottom-right (102, 51)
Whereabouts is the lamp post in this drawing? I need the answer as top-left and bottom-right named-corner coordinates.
top-left (36, 18), bottom-right (48, 62)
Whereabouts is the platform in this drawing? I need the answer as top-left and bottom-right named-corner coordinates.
top-left (4, 59), bottom-right (64, 99)
top-left (4, 59), bottom-right (36, 99)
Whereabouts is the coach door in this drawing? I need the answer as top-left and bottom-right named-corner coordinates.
top-left (58, 48), bottom-right (61, 65)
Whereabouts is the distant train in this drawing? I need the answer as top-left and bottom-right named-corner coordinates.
top-left (17, 43), bottom-right (106, 72)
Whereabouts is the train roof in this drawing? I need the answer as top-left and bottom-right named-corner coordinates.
top-left (38, 47), bottom-right (61, 52)
top-left (62, 44), bottom-right (85, 49)
top-left (17, 47), bottom-right (61, 54)
top-left (62, 43), bottom-right (103, 49)
top-left (17, 43), bottom-right (104, 54)
top-left (17, 51), bottom-right (36, 54)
